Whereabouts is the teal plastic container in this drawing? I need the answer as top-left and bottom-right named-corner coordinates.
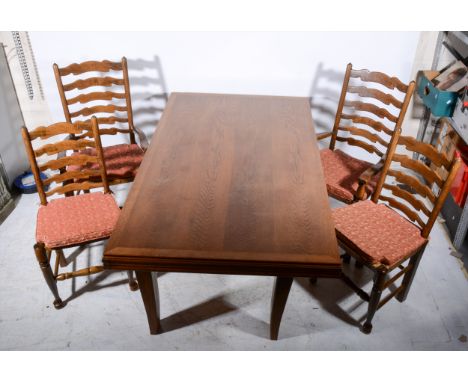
top-left (417, 70), bottom-right (459, 117)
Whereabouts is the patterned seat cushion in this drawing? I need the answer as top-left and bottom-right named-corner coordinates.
top-left (332, 200), bottom-right (427, 266)
top-left (320, 149), bottom-right (380, 203)
top-left (69, 143), bottom-right (144, 178)
top-left (36, 193), bottom-right (120, 248)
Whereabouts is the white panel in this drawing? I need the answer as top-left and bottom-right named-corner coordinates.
top-left (0, 43), bottom-right (29, 186)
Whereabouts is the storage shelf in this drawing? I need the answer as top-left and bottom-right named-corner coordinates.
top-left (415, 32), bottom-right (468, 257)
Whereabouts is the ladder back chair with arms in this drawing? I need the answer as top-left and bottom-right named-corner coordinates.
top-left (332, 135), bottom-right (461, 333)
top-left (53, 57), bottom-right (147, 185)
top-left (318, 63), bottom-right (416, 204)
top-left (21, 117), bottom-right (138, 309)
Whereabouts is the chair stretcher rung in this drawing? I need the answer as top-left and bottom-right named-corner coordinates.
top-left (56, 265), bottom-right (104, 281)
top-left (378, 285), bottom-right (405, 310)
top-left (381, 264), bottom-right (413, 290)
top-left (54, 254), bottom-right (60, 277)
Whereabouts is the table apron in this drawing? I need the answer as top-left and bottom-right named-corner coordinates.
top-left (103, 258), bottom-right (341, 278)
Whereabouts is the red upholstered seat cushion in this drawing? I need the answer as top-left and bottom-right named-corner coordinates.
top-left (332, 200), bottom-right (427, 266)
top-left (69, 143), bottom-right (144, 178)
top-left (36, 193), bottom-right (120, 248)
top-left (320, 149), bottom-right (380, 203)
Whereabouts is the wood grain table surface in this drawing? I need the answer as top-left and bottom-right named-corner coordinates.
top-left (103, 92), bottom-right (341, 339)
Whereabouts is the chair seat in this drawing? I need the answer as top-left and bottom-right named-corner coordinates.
top-left (320, 149), bottom-right (379, 203)
top-left (332, 200), bottom-right (427, 266)
top-left (36, 193), bottom-right (120, 248)
top-left (70, 143), bottom-right (144, 178)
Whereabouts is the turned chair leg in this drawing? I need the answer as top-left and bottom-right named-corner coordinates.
top-left (127, 271), bottom-right (139, 291)
top-left (396, 250), bottom-right (424, 302)
top-left (362, 272), bottom-right (385, 334)
top-left (34, 243), bottom-right (64, 309)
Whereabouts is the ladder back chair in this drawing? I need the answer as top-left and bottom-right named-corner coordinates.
top-left (318, 63), bottom-right (415, 204)
top-left (53, 57), bottom-right (147, 186)
top-left (331, 135), bottom-right (461, 333)
top-left (21, 117), bottom-right (138, 309)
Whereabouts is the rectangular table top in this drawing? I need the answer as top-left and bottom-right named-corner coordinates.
top-left (104, 92), bottom-right (340, 277)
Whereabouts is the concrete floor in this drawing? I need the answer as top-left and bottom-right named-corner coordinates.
top-left (1, 187), bottom-right (467, 350)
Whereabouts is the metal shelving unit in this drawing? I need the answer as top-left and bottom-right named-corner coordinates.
top-left (415, 32), bottom-right (468, 254)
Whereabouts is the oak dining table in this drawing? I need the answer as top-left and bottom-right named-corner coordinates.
top-left (103, 92), bottom-right (341, 340)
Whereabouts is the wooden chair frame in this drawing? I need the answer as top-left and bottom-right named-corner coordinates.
top-left (22, 117), bottom-right (138, 309)
top-left (337, 135), bottom-right (461, 333)
top-left (53, 57), bottom-right (148, 185)
top-left (318, 63), bottom-right (416, 203)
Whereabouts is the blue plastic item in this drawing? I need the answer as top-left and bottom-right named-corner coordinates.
top-left (13, 171), bottom-right (48, 194)
top-left (417, 70), bottom-right (459, 117)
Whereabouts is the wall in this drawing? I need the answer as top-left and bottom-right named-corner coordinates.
top-left (30, 32), bottom-right (420, 149)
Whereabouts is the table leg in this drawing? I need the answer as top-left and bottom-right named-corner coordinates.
top-left (135, 271), bottom-right (161, 334)
top-left (270, 277), bottom-right (293, 340)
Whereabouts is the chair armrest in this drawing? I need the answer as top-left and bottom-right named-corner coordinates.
top-left (355, 158), bottom-right (386, 200)
top-left (316, 132), bottom-right (332, 141)
top-left (133, 126), bottom-right (149, 151)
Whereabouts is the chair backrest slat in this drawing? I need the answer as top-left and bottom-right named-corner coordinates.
top-left (347, 85), bottom-right (404, 109)
top-left (34, 138), bottom-right (95, 157)
top-left (66, 91), bottom-right (127, 106)
top-left (57, 60), bottom-right (123, 76)
top-left (69, 104), bottom-right (128, 118)
top-left (343, 100), bottom-right (399, 123)
top-left (337, 125), bottom-right (388, 147)
top-left (350, 68), bottom-right (409, 93)
top-left (74, 117), bottom-right (129, 126)
top-left (62, 76), bottom-right (125, 91)
top-left (335, 136), bottom-right (384, 157)
top-left (53, 57), bottom-right (136, 144)
top-left (42, 169), bottom-right (102, 186)
top-left (45, 181), bottom-right (106, 197)
top-left (28, 122), bottom-right (84, 140)
top-left (21, 117), bottom-right (110, 205)
top-left (74, 128), bottom-right (132, 140)
top-left (340, 114), bottom-right (393, 136)
top-left (38, 154), bottom-right (99, 172)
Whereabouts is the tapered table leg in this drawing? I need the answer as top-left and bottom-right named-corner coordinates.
top-left (135, 271), bottom-right (161, 334)
top-left (270, 277), bottom-right (293, 340)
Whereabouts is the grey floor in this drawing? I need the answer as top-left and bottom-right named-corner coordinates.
top-left (1, 187), bottom-right (467, 350)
